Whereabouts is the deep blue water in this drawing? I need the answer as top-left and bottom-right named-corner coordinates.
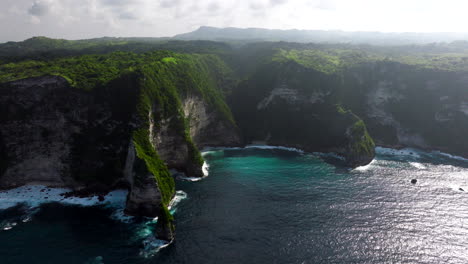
top-left (1, 147), bottom-right (468, 264)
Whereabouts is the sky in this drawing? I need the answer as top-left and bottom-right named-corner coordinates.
top-left (1, 0), bottom-right (467, 42)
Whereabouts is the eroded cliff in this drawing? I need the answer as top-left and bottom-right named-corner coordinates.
top-left (339, 61), bottom-right (468, 158)
top-left (229, 61), bottom-right (375, 167)
top-left (0, 51), bottom-right (242, 241)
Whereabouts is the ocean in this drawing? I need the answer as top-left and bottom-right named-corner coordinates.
top-left (1, 146), bottom-right (467, 264)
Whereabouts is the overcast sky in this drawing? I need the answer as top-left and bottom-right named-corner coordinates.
top-left (1, 0), bottom-right (467, 42)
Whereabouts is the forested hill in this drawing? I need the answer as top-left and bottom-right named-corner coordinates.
top-left (174, 26), bottom-right (468, 46)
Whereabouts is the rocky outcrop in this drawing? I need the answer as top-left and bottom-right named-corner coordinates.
top-left (124, 141), bottom-right (161, 217)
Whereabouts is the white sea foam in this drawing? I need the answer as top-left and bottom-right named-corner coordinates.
top-left (0, 186), bottom-right (128, 210)
top-left (168, 190), bottom-right (187, 210)
top-left (176, 175), bottom-right (205, 182)
top-left (0, 186), bottom-right (129, 231)
top-left (313, 152), bottom-right (346, 161)
top-left (140, 235), bottom-right (173, 258)
top-left (110, 209), bottom-right (135, 223)
top-left (245, 144), bottom-right (305, 153)
top-left (449, 184), bottom-right (467, 192)
top-left (202, 161), bottom-right (210, 176)
top-left (375, 147), bottom-right (421, 158)
top-left (432, 151), bottom-right (468, 162)
top-left (376, 146), bottom-right (468, 163)
top-left (202, 144), bottom-right (309, 155)
top-left (201, 147), bottom-right (241, 153)
top-left (354, 159), bottom-right (376, 171)
top-left (409, 162), bottom-right (427, 169)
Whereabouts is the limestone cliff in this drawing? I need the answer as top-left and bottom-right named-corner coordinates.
top-left (229, 61), bottom-right (375, 167)
top-left (340, 61), bottom-right (468, 158)
top-left (183, 96), bottom-right (242, 148)
top-left (0, 76), bottom-right (93, 189)
top-left (0, 69), bottom-right (241, 241)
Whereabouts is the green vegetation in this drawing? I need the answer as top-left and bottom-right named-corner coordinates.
top-left (0, 49), bottom-right (234, 174)
top-left (273, 49), bottom-right (343, 74)
top-left (336, 104), bottom-right (348, 115)
top-left (132, 129), bottom-right (175, 206)
top-left (0, 47), bottom-right (239, 234)
top-left (0, 50), bottom-right (235, 124)
top-left (233, 42), bottom-right (468, 79)
top-left (0, 37), bottom-right (232, 63)
top-left (161, 57), bottom-right (177, 64)
top-left (349, 120), bottom-right (375, 158)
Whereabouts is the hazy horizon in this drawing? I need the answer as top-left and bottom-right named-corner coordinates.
top-left (7, 26), bottom-right (468, 42)
top-left (2, 0), bottom-right (468, 42)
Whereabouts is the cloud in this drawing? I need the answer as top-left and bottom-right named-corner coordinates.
top-left (28, 1), bottom-right (49, 16)
top-left (160, 0), bottom-right (181, 8)
top-left (119, 11), bottom-right (137, 20)
top-left (2, 0), bottom-right (468, 43)
top-left (206, 2), bottom-right (221, 13)
top-left (270, 0), bottom-right (287, 6)
top-left (315, 0), bottom-right (337, 10)
top-left (100, 0), bottom-right (140, 6)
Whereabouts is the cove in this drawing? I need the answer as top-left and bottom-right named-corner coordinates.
top-left (1, 147), bottom-right (468, 263)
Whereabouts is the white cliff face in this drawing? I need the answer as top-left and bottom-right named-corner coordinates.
top-left (366, 80), bottom-right (404, 125)
top-left (150, 114), bottom-right (190, 171)
top-left (183, 96), bottom-right (241, 148)
top-left (256, 82), bottom-right (328, 110)
top-left (257, 84), bottom-right (299, 110)
top-left (366, 79), bottom-right (431, 148)
top-left (350, 65), bottom-right (468, 156)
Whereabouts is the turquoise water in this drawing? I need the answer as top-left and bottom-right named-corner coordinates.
top-left (1, 147), bottom-right (468, 263)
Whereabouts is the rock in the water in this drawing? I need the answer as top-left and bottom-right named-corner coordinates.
top-left (411, 179), bottom-right (417, 184)
top-left (459, 188), bottom-right (464, 192)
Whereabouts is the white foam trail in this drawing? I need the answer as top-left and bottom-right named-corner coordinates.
top-left (201, 150), bottom-right (221, 157)
top-left (0, 186), bottom-right (129, 230)
top-left (201, 147), bottom-right (241, 153)
top-left (245, 144), bottom-right (305, 153)
top-left (449, 184), bottom-right (467, 192)
top-left (409, 162), bottom-right (427, 169)
top-left (110, 209), bottom-right (135, 224)
top-left (168, 190), bottom-right (187, 210)
top-left (354, 159), bottom-right (376, 171)
top-left (375, 147), bottom-right (421, 158)
top-left (0, 186), bottom-right (128, 210)
top-left (202, 162), bottom-right (210, 176)
top-left (172, 166), bottom-right (207, 181)
top-left (140, 236), bottom-right (173, 258)
top-left (1, 220), bottom-right (17, 231)
top-left (313, 152), bottom-right (346, 161)
top-left (176, 176), bottom-right (204, 182)
top-left (432, 151), bottom-right (468, 162)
